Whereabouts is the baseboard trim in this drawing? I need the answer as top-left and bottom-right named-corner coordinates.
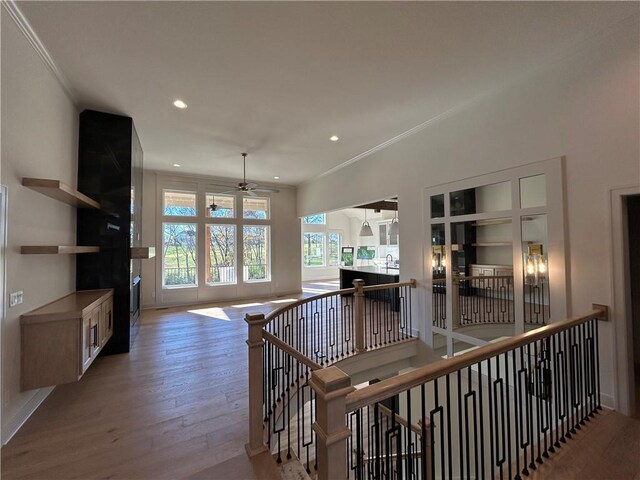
top-left (142, 289), bottom-right (304, 311)
top-left (2, 386), bottom-right (54, 445)
top-left (601, 392), bottom-right (615, 410)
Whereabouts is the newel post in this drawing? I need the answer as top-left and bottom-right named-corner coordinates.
top-left (353, 279), bottom-right (366, 352)
top-left (310, 366), bottom-right (354, 480)
top-left (245, 312), bottom-right (268, 457)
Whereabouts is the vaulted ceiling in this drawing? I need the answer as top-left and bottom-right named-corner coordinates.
top-left (15, 1), bottom-right (638, 185)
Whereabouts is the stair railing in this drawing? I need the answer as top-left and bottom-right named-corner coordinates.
top-left (311, 305), bottom-right (608, 480)
top-left (245, 279), bottom-right (417, 472)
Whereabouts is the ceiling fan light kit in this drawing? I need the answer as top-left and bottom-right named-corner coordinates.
top-left (206, 152), bottom-right (280, 198)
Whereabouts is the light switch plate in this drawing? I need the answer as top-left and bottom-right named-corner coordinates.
top-left (9, 291), bottom-right (23, 307)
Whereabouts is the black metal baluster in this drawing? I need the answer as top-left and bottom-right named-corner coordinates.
top-left (458, 370), bottom-right (464, 479)
top-left (488, 354), bottom-right (495, 480)
top-left (512, 349), bottom-right (521, 480)
top-left (446, 374), bottom-right (453, 480)
top-left (504, 352), bottom-right (513, 480)
top-left (478, 360), bottom-right (486, 480)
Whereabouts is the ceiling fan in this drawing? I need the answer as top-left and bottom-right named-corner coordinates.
top-left (209, 153), bottom-right (279, 209)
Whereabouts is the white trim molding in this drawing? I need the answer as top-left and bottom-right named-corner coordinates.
top-left (1, 0), bottom-right (77, 104)
top-left (2, 386), bottom-right (54, 445)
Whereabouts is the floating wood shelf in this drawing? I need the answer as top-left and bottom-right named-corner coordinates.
top-left (472, 242), bottom-right (512, 247)
top-left (21, 246), bottom-right (100, 255)
top-left (22, 178), bottom-right (100, 209)
top-left (131, 247), bottom-right (156, 259)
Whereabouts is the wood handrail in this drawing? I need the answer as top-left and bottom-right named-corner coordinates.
top-left (262, 330), bottom-right (323, 370)
top-left (361, 279), bottom-right (416, 293)
top-left (263, 279), bottom-right (415, 326)
top-left (345, 308), bottom-right (606, 411)
top-left (264, 287), bottom-right (356, 324)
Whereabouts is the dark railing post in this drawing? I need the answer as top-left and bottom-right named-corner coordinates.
top-left (311, 366), bottom-right (354, 480)
top-left (354, 279), bottom-right (366, 352)
top-left (452, 272), bottom-right (461, 328)
top-left (245, 312), bottom-right (268, 456)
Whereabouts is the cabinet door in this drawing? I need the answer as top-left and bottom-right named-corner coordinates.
top-left (101, 298), bottom-right (113, 345)
top-left (496, 267), bottom-right (513, 277)
top-left (90, 306), bottom-right (101, 358)
top-left (81, 315), bottom-right (92, 373)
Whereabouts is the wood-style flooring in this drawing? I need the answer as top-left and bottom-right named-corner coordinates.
top-left (1, 281), bottom-right (339, 480)
top-left (4, 278), bottom-right (640, 480)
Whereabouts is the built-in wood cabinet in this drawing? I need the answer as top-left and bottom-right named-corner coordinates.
top-left (469, 264), bottom-right (514, 277)
top-left (21, 289), bottom-right (113, 391)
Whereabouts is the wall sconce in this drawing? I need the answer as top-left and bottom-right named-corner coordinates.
top-left (524, 243), bottom-right (547, 285)
top-left (432, 245), bottom-right (446, 274)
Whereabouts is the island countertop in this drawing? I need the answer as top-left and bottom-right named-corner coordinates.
top-left (339, 265), bottom-right (400, 275)
top-left (339, 265), bottom-right (400, 290)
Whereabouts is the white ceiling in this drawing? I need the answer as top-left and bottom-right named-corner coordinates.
top-left (15, 1), bottom-right (638, 185)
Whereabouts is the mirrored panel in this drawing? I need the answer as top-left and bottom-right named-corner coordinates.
top-left (520, 174), bottom-right (546, 209)
top-left (522, 214), bottom-right (550, 325)
top-left (431, 194), bottom-right (445, 218)
top-left (475, 181), bottom-right (512, 213)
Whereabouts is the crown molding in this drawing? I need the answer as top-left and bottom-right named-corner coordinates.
top-left (303, 12), bottom-right (640, 187)
top-left (2, 0), bottom-right (77, 105)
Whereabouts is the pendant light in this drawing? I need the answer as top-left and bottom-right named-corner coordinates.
top-left (388, 211), bottom-right (399, 236)
top-left (359, 209), bottom-right (373, 237)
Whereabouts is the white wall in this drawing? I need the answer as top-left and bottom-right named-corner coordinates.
top-left (298, 17), bottom-right (640, 408)
top-left (141, 172), bottom-right (301, 308)
top-left (1, 14), bottom-right (79, 442)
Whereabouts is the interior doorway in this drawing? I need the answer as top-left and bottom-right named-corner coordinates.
top-left (627, 194), bottom-right (640, 418)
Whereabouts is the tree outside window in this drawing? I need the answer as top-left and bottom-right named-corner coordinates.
top-left (206, 225), bottom-right (236, 284)
top-left (328, 233), bottom-right (341, 266)
top-left (243, 225), bottom-right (270, 281)
top-left (162, 223), bottom-right (197, 286)
top-left (303, 214), bottom-right (326, 225)
top-left (303, 233), bottom-right (325, 266)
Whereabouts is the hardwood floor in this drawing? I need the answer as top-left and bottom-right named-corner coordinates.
top-left (1, 281), bottom-right (339, 480)
top-left (4, 278), bottom-right (639, 480)
top-left (527, 409), bottom-right (640, 480)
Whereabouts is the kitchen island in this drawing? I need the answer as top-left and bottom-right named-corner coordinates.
top-left (339, 265), bottom-right (400, 290)
top-left (339, 266), bottom-right (401, 311)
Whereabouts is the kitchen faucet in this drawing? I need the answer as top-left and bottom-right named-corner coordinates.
top-left (385, 254), bottom-right (394, 269)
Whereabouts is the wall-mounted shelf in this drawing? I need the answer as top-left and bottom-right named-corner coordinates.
top-left (130, 247), bottom-right (155, 259)
top-left (22, 178), bottom-right (100, 209)
top-left (21, 246), bottom-right (100, 255)
top-left (472, 242), bottom-right (512, 247)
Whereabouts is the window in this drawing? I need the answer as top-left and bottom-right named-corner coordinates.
top-left (303, 214), bottom-right (326, 225)
top-left (243, 197), bottom-right (270, 219)
top-left (206, 225), bottom-right (236, 284)
top-left (163, 190), bottom-right (196, 216)
top-left (243, 225), bottom-right (270, 281)
top-left (206, 193), bottom-right (235, 218)
top-left (162, 223), bottom-right (197, 287)
top-left (328, 233), bottom-right (341, 266)
top-left (303, 233), bottom-right (325, 266)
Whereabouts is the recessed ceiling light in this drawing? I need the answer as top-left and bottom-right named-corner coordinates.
top-left (173, 163), bottom-right (181, 167)
top-left (330, 135), bottom-right (339, 142)
top-left (273, 176), bottom-right (280, 180)
top-left (173, 100), bottom-right (188, 109)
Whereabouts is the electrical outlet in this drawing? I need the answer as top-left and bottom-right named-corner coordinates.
top-left (9, 291), bottom-right (23, 307)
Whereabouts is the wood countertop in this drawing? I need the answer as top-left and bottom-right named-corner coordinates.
top-left (21, 289), bottom-right (114, 325)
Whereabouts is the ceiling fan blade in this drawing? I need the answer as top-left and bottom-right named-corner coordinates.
top-left (207, 183), bottom-right (238, 190)
top-left (246, 190), bottom-right (258, 197)
top-left (245, 183), bottom-right (258, 189)
top-left (251, 188), bottom-right (280, 194)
